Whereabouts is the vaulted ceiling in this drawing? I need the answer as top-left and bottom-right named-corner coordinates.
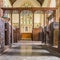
top-left (9, 0), bottom-right (45, 6)
top-left (37, 0), bottom-right (44, 6)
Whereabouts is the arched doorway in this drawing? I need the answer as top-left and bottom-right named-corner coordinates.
top-left (20, 10), bottom-right (33, 40)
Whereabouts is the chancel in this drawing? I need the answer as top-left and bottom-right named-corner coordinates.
top-left (0, 0), bottom-right (60, 60)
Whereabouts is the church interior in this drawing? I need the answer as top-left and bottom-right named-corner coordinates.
top-left (0, 0), bottom-right (60, 60)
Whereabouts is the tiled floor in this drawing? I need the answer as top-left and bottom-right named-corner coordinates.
top-left (0, 43), bottom-right (60, 60)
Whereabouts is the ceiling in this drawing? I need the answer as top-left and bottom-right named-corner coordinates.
top-left (9, 0), bottom-right (45, 6)
top-left (37, 0), bottom-right (44, 6)
top-left (9, 0), bottom-right (16, 5)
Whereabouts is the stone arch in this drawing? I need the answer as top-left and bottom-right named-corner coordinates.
top-left (13, 0), bottom-right (41, 7)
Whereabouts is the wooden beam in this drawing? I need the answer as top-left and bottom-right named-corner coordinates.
top-left (1, 7), bottom-right (57, 11)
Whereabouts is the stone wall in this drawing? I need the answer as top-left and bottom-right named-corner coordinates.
top-left (0, 0), bottom-right (3, 17)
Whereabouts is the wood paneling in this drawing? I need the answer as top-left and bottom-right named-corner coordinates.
top-left (33, 28), bottom-right (40, 41)
top-left (54, 29), bottom-right (59, 46)
top-left (21, 33), bottom-right (32, 40)
top-left (13, 28), bottom-right (20, 42)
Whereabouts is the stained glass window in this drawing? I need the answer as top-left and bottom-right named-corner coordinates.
top-left (20, 10), bottom-right (33, 33)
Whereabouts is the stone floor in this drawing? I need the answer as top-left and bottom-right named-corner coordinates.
top-left (0, 43), bottom-right (60, 60)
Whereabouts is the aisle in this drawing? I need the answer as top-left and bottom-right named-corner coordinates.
top-left (0, 43), bottom-right (60, 60)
